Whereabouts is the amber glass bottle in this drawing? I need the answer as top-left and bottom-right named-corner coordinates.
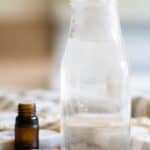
top-left (15, 104), bottom-right (39, 150)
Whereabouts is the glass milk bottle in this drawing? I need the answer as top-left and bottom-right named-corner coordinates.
top-left (61, 0), bottom-right (130, 150)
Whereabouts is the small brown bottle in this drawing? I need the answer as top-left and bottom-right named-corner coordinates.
top-left (15, 103), bottom-right (39, 150)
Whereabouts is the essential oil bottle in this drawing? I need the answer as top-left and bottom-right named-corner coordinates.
top-left (15, 103), bottom-right (39, 150)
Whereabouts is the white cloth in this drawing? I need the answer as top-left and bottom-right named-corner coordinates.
top-left (0, 90), bottom-right (60, 131)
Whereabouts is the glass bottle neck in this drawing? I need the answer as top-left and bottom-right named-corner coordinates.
top-left (18, 104), bottom-right (36, 117)
top-left (69, 0), bottom-right (122, 43)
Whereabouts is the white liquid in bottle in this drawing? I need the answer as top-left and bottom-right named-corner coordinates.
top-left (63, 114), bottom-right (130, 150)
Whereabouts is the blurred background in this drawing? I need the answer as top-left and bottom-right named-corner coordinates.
top-left (0, 0), bottom-right (149, 90)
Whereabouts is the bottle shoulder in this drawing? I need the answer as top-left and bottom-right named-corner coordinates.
top-left (15, 115), bottom-right (39, 127)
top-left (63, 38), bottom-right (127, 62)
